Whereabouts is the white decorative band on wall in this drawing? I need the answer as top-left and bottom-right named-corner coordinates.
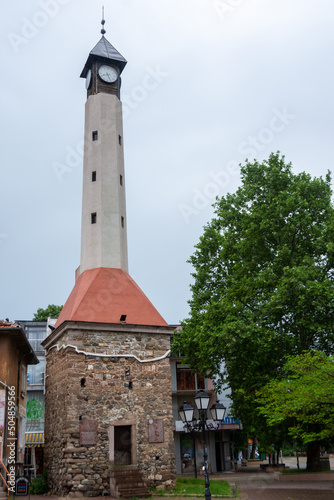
top-left (47, 344), bottom-right (171, 364)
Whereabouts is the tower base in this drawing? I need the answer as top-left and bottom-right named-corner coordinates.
top-left (43, 321), bottom-right (176, 497)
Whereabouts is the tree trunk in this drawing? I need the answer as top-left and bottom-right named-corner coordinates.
top-left (306, 441), bottom-right (321, 471)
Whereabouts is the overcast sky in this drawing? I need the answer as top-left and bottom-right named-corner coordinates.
top-left (1, 0), bottom-right (334, 324)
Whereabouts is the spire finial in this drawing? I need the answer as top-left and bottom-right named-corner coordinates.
top-left (101, 6), bottom-right (106, 36)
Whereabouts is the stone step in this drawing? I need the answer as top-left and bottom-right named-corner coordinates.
top-left (115, 482), bottom-right (150, 497)
top-left (110, 469), bottom-right (151, 498)
top-left (115, 476), bottom-right (145, 485)
top-left (111, 469), bottom-right (144, 476)
top-left (111, 471), bottom-right (147, 484)
top-left (117, 482), bottom-right (147, 491)
top-left (117, 488), bottom-right (150, 499)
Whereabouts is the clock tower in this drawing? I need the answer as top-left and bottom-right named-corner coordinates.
top-left (79, 17), bottom-right (128, 273)
top-left (43, 15), bottom-right (176, 499)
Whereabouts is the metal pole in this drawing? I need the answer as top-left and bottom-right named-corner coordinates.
top-left (201, 413), bottom-right (211, 500)
top-left (192, 430), bottom-right (197, 479)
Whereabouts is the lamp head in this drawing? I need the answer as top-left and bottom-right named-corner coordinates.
top-left (194, 390), bottom-right (210, 411)
top-left (210, 402), bottom-right (226, 422)
top-left (179, 402), bottom-right (194, 423)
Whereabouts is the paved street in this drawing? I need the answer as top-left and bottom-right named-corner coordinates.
top-left (214, 455), bottom-right (334, 499)
top-left (231, 472), bottom-right (334, 500)
top-left (22, 456), bottom-right (334, 500)
top-left (238, 489), bottom-right (334, 499)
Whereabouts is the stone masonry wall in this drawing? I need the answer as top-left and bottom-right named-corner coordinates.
top-left (44, 323), bottom-right (176, 497)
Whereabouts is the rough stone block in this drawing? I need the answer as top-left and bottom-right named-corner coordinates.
top-left (67, 492), bottom-right (84, 498)
top-left (73, 474), bottom-right (85, 481)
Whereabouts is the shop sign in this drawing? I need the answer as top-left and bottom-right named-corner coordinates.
top-left (16, 477), bottom-right (29, 496)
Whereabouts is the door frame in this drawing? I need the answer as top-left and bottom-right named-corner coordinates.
top-left (109, 414), bottom-right (137, 468)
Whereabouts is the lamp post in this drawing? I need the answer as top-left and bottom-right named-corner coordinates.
top-left (179, 393), bottom-right (226, 500)
top-left (179, 402), bottom-right (198, 478)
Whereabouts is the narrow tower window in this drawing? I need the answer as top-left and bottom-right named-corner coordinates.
top-left (92, 171), bottom-right (97, 182)
top-left (121, 216), bottom-right (125, 228)
top-left (91, 213), bottom-right (97, 224)
top-left (120, 175), bottom-right (123, 186)
top-left (92, 131), bottom-right (98, 141)
top-left (118, 135), bottom-right (122, 145)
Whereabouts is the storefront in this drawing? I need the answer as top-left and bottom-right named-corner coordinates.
top-left (24, 432), bottom-right (44, 477)
top-left (174, 418), bottom-right (241, 475)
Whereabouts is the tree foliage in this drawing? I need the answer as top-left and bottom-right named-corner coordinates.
top-left (257, 350), bottom-right (334, 469)
top-left (257, 351), bottom-right (334, 442)
top-left (172, 153), bottom-right (334, 463)
top-left (33, 304), bottom-right (63, 321)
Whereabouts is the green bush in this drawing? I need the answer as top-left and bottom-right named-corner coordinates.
top-left (30, 471), bottom-right (48, 494)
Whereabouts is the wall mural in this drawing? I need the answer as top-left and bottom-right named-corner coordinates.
top-left (26, 399), bottom-right (44, 420)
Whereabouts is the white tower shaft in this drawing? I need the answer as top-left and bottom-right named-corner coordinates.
top-left (80, 92), bottom-right (128, 273)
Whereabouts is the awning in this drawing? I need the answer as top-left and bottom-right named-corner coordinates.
top-left (25, 432), bottom-right (44, 447)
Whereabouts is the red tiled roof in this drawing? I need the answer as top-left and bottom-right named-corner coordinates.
top-left (55, 268), bottom-right (168, 328)
top-left (0, 320), bottom-right (20, 328)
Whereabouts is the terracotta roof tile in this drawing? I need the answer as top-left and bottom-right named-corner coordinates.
top-left (0, 320), bottom-right (20, 328)
top-left (55, 268), bottom-right (168, 328)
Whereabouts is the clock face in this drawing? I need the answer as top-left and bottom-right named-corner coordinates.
top-left (86, 69), bottom-right (92, 90)
top-left (98, 65), bottom-right (118, 83)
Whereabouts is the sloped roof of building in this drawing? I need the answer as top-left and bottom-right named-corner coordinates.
top-left (55, 267), bottom-right (168, 328)
top-left (91, 36), bottom-right (127, 64)
top-left (0, 320), bottom-right (39, 364)
top-left (80, 36), bottom-right (127, 78)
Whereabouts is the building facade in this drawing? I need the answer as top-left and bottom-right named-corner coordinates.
top-left (0, 320), bottom-right (38, 475)
top-left (17, 318), bottom-right (57, 477)
top-left (170, 354), bottom-right (241, 475)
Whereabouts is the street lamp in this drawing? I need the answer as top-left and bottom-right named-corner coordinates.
top-left (179, 393), bottom-right (226, 500)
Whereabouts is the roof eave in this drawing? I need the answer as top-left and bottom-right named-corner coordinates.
top-left (80, 55), bottom-right (127, 79)
top-left (0, 327), bottom-right (39, 365)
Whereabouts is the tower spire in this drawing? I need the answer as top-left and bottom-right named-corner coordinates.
top-left (101, 6), bottom-right (106, 36)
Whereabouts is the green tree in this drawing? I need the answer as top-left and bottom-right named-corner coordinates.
top-left (173, 153), bottom-right (334, 468)
top-left (33, 304), bottom-right (63, 321)
top-left (257, 350), bottom-right (334, 470)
